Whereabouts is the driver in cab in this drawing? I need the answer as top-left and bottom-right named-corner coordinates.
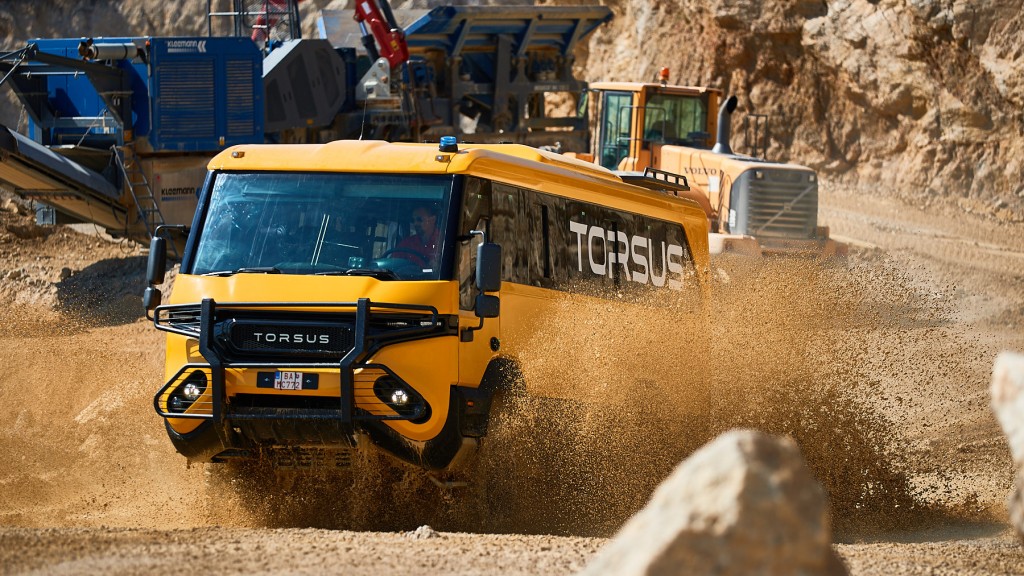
top-left (394, 204), bottom-right (440, 269)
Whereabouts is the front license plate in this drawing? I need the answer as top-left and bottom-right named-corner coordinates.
top-left (257, 372), bottom-right (319, 390)
top-left (274, 371), bottom-right (304, 390)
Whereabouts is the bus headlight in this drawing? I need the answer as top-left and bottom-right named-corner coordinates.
top-left (168, 371), bottom-right (208, 414)
top-left (390, 389), bottom-right (410, 406)
top-left (372, 375), bottom-right (427, 421)
top-left (183, 382), bottom-right (202, 401)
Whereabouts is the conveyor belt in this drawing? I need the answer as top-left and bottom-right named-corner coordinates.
top-left (0, 124), bottom-right (126, 230)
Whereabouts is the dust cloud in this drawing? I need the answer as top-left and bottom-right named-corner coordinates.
top-left (485, 255), bottom-right (975, 537)
top-left (0, 251), bottom-right (990, 538)
top-left (0, 307), bottom-right (210, 529)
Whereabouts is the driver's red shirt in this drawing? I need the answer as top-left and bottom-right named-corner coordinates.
top-left (396, 230), bottom-right (439, 266)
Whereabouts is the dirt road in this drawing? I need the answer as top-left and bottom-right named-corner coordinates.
top-left (820, 184), bottom-right (1024, 573)
top-left (1, 184), bottom-right (1023, 574)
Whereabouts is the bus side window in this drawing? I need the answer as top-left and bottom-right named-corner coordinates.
top-left (459, 177), bottom-right (492, 310)
top-left (529, 200), bottom-right (553, 287)
top-left (491, 183), bottom-right (528, 284)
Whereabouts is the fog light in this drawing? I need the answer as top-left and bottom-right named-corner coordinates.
top-left (169, 396), bottom-right (187, 412)
top-left (183, 382), bottom-right (202, 400)
top-left (166, 371), bottom-right (208, 414)
top-left (391, 389), bottom-right (410, 406)
top-left (372, 375), bottom-right (428, 422)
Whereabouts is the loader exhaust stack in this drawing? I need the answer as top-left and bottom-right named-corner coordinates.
top-left (711, 95), bottom-right (738, 155)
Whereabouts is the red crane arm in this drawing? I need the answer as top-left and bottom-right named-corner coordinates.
top-left (353, 0), bottom-right (409, 68)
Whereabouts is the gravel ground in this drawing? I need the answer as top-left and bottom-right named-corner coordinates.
top-left (1, 184), bottom-right (1023, 574)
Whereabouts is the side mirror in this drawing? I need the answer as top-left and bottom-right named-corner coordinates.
top-left (143, 286), bottom-right (163, 312)
top-left (461, 235), bottom-right (501, 342)
top-left (147, 235), bottom-right (168, 285)
top-left (474, 294), bottom-right (499, 319)
top-left (476, 242), bottom-right (501, 293)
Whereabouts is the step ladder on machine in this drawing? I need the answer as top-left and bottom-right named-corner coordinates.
top-left (112, 144), bottom-right (179, 259)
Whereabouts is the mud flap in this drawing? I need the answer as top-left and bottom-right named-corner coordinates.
top-left (165, 419), bottom-right (229, 463)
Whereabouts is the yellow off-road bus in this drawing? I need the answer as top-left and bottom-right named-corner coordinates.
top-left (144, 138), bottom-right (709, 472)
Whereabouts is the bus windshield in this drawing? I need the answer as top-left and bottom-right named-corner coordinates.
top-left (642, 92), bottom-right (710, 148)
top-left (189, 172), bottom-right (457, 281)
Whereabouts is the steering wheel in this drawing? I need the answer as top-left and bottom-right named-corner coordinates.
top-left (378, 248), bottom-right (428, 267)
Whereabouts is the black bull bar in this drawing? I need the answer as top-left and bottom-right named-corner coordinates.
top-left (152, 297), bottom-right (456, 426)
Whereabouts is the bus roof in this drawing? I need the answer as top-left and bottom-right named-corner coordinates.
top-left (210, 140), bottom-right (616, 178)
top-left (208, 140), bottom-right (708, 223)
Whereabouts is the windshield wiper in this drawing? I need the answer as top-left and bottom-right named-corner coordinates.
top-left (202, 266), bottom-right (282, 277)
top-left (315, 268), bottom-right (399, 281)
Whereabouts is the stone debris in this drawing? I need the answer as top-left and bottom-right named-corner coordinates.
top-left (578, 429), bottom-right (846, 576)
top-left (990, 351), bottom-right (1024, 545)
top-left (407, 525), bottom-right (440, 540)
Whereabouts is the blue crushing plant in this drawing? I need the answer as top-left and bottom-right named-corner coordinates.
top-left (0, 3), bottom-right (611, 245)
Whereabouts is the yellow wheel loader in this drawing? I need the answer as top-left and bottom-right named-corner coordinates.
top-left (571, 71), bottom-right (846, 259)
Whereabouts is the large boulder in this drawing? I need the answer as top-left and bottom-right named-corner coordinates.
top-left (990, 350), bottom-right (1024, 544)
top-left (578, 429), bottom-right (845, 576)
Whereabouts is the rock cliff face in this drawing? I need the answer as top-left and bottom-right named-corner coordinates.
top-left (2, 0), bottom-right (1021, 213)
top-left (579, 0), bottom-right (1024, 214)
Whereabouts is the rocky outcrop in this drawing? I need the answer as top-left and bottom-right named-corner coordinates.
top-left (578, 429), bottom-right (846, 576)
top-left (990, 351), bottom-right (1024, 544)
top-left (583, 0), bottom-right (1024, 216)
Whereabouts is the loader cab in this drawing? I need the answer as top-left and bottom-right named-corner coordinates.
top-left (584, 80), bottom-right (844, 258)
top-left (590, 82), bottom-right (719, 171)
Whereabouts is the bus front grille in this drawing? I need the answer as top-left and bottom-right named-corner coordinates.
top-left (218, 319), bottom-right (355, 359)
